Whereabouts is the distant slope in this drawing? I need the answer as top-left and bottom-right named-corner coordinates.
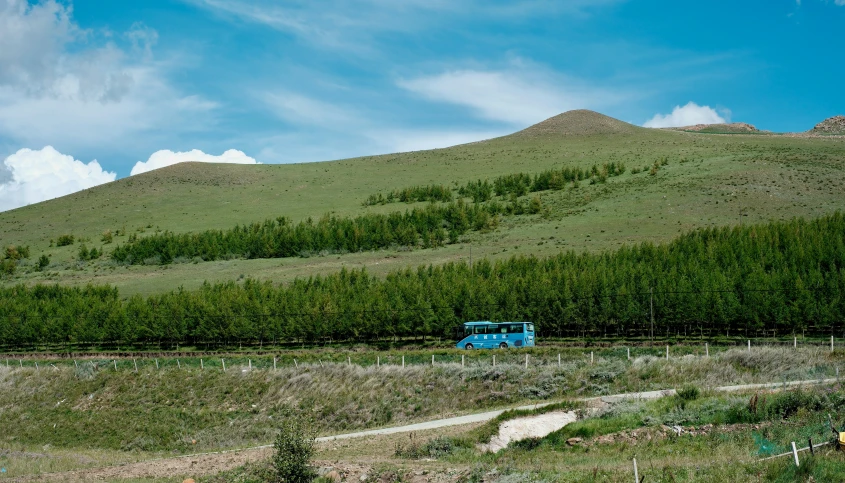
top-left (811, 115), bottom-right (845, 135)
top-left (1, 110), bottom-right (844, 296)
top-left (512, 109), bottom-right (643, 137)
top-left (664, 122), bottom-right (760, 134)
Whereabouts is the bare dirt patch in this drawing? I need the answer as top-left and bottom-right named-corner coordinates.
top-left (478, 410), bottom-right (577, 452)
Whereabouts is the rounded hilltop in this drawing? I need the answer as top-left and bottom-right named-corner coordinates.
top-left (810, 115), bottom-right (845, 135)
top-left (513, 110), bottom-right (642, 137)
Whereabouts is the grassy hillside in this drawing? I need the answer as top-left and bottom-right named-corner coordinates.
top-left (1, 110), bottom-right (844, 296)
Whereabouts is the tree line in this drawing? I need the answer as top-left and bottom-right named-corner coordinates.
top-left (111, 200), bottom-right (502, 265)
top-left (1, 213), bottom-right (844, 349)
top-left (363, 184), bottom-right (453, 206)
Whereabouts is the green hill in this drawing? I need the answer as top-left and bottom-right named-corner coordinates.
top-left (1, 110), bottom-right (844, 296)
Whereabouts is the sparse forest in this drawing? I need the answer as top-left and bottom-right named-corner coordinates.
top-left (2, 213), bottom-right (844, 349)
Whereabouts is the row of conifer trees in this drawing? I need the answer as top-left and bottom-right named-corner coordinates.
top-left (1, 214), bottom-right (844, 349)
top-left (111, 200), bottom-right (502, 265)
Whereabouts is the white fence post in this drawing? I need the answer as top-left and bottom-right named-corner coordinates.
top-left (294, 359), bottom-right (298, 368)
top-left (155, 358), bottom-right (159, 369)
top-left (705, 342), bottom-right (709, 357)
top-left (633, 457), bottom-right (639, 483)
top-left (493, 355), bottom-right (496, 367)
top-left (221, 358), bottom-right (226, 372)
top-left (113, 360), bottom-right (117, 370)
top-left (402, 356), bottom-right (405, 368)
top-left (832, 336), bottom-right (835, 352)
top-left (665, 345), bottom-right (669, 361)
top-left (347, 356), bottom-right (351, 366)
top-left (558, 353), bottom-right (561, 366)
top-left (134, 359), bottom-right (138, 372)
top-left (462, 354), bottom-right (465, 367)
top-left (248, 359), bottom-right (251, 370)
top-left (794, 336), bottom-right (797, 349)
top-left (748, 340), bottom-right (751, 352)
top-left (627, 347), bottom-right (630, 361)
top-left (273, 357), bottom-right (277, 370)
top-left (525, 354), bottom-right (528, 369)
top-left (590, 352), bottom-right (594, 365)
top-left (377, 356), bottom-right (380, 367)
top-left (177, 359), bottom-right (181, 369)
top-left (74, 360), bottom-right (78, 369)
top-left (791, 441), bottom-right (800, 467)
top-left (432, 355), bottom-right (435, 366)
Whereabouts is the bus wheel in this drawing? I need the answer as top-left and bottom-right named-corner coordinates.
top-left (465, 343), bottom-right (474, 350)
top-left (499, 342), bottom-right (508, 349)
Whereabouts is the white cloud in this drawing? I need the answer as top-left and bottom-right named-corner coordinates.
top-left (398, 66), bottom-right (622, 126)
top-left (0, 146), bottom-right (116, 212)
top-left (130, 149), bottom-right (258, 176)
top-left (262, 91), bottom-right (358, 127)
top-left (643, 101), bottom-right (727, 128)
top-left (0, 0), bottom-right (213, 153)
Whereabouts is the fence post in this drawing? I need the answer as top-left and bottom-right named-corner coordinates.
top-left (294, 359), bottom-right (298, 368)
top-left (273, 357), bottom-right (277, 370)
top-left (221, 358), bottom-right (225, 372)
top-left (177, 359), bottom-right (181, 369)
top-left (347, 356), bottom-right (351, 366)
top-left (809, 438), bottom-right (815, 456)
top-left (748, 340), bottom-right (751, 352)
top-left (705, 342), bottom-right (709, 357)
top-left (201, 359), bottom-right (204, 370)
top-left (113, 360), bottom-right (117, 370)
top-left (74, 360), bottom-right (78, 369)
top-left (155, 358), bottom-right (159, 369)
top-left (791, 441), bottom-right (800, 467)
top-left (633, 457), bottom-right (639, 483)
top-left (794, 336), bottom-right (797, 349)
top-left (525, 354), bottom-right (528, 369)
top-left (402, 356), bottom-right (405, 368)
top-left (558, 353), bottom-right (562, 366)
top-left (134, 359), bottom-right (138, 372)
top-left (19, 360), bottom-right (22, 368)
top-left (627, 348), bottom-right (630, 361)
top-left (832, 336), bottom-right (835, 352)
top-left (462, 354), bottom-right (465, 367)
top-left (493, 355), bottom-right (496, 367)
top-left (591, 352), bottom-right (594, 365)
top-left (248, 359), bottom-right (251, 370)
top-left (665, 345), bottom-right (669, 361)
top-left (377, 356), bottom-right (380, 367)
top-left (35, 361), bottom-right (39, 370)
top-left (432, 355), bottom-right (435, 366)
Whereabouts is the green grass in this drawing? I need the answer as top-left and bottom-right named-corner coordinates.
top-left (1, 111), bottom-right (844, 296)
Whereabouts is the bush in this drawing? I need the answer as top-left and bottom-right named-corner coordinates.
top-left (273, 416), bottom-right (316, 483)
top-left (37, 254), bottom-right (50, 271)
top-left (101, 230), bottom-right (113, 244)
top-left (56, 234), bottom-right (75, 246)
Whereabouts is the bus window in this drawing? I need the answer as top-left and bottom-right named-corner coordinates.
top-left (464, 326), bottom-right (474, 337)
top-left (474, 325), bottom-right (486, 335)
top-left (496, 325), bottom-right (508, 334)
top-left (527, 323), bottom-right (535, 333)
top-left (509, 324), bottom-right (523, 334)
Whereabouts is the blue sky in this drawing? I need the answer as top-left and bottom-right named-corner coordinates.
top-left (0, 0), bottom-right (843, 210)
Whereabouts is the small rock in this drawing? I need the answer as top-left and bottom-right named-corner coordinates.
top-left (359, 473), bottom-right (368, 482)
top-left (325, 470), bottom-right (342, 483)
top-left (566, 437), bottom-right (582, 446)
top-left (182, 479), bottom-right (196, 483)
top-left (317, 467), bottom-right (336, 476)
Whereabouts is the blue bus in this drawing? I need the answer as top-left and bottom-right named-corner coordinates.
top-left (456, 321), bottom-right (535, 350)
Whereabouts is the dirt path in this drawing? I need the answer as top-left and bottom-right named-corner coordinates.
top-left (16, 377), bottom-right (838, 482)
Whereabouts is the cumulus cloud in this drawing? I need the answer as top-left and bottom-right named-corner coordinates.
top-left (399, 66), bottom-right (623, 126)
top-left (130, 149), bottom-right (258, 175)
top-left (643, 101), bottom-right (727, 128)
top-left (0, 146), bottom-right (116, 212)
top-left (0, 0), bottom-right (213, 152)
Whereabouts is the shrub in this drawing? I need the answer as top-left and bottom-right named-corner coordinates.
top-left (677, 385), bottom-right (700, 402)
top-left (4, 245), bottom-right (29, 260)
top-left (101, 230), bottom-right (113, 244)
top-left (56, 234), bottom-right (75, 246)
top-left (273, 416), bottom-right (316, 483)
top-left (37, 254), bottom-right (50, 271)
